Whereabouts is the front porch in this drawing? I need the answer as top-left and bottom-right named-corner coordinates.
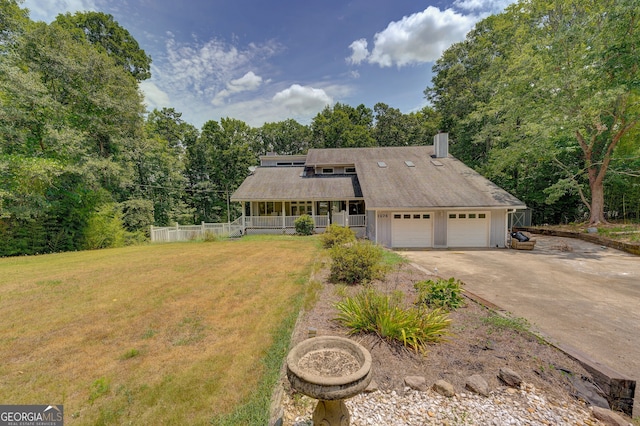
top-left (240, 199), bottom-right (366, 235)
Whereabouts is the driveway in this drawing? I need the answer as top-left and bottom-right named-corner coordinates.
top-left (400, 235), bottom-right (640, 415)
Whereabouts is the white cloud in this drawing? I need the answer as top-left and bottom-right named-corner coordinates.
top-left (212, 71), bottom-right (264, 106)
top-left (272, 84), bottom-right (333, 116)
top-left (366, 6), bottom-right (476, 67)
top-left (347, 39), bottom-right (369, 65)
top-left (161, 34), bottom-right (278, 101)
top-left (139, 81), bottom-right (171, 111)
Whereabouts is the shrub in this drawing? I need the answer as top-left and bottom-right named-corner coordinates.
top-left (334, 287), bottom-right (450, 353)
top-left (320, 224), bottom-right (356, 248)
top-left (294, 214), bottom-right (315, 235)
top-left (83, 203), bottom-right (126, 250)
top-left (415, 277), bottom-right (465, 311)
top-left (329, 241), bottom-right (386, 284)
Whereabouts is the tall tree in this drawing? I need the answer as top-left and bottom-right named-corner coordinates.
top-left (426, 0), bottom-right (640, 225)
top-left (184, 118), bottom-right (256, 223)
top-left (254, 119), bottom-right (312, 155)
top-left (53, 11), bottom-right (151, 81)
top-left (311, 103), bottom-right (375, 148)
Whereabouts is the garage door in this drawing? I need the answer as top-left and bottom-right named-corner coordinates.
top-left (392, 212), bottom-right (432, 247)
top-left (447, 212), bottom-right (489, 247)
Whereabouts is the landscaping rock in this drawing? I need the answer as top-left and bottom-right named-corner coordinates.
top-left (433, 379), bottom-right (455, 397)
top-left (404, 375), bottom-right (427, 391)
top-left (465, 374), bottom-right (490, 397)
top-left (498, 367), bottom-right (523, 388)
top-left (591, 406), bottom-right (630, 426)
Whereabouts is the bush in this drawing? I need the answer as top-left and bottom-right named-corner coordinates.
top-left (294, 214), bottom-right (315, 235)
top-left (415, 277), bottom-right (465, 311)
top-left (83, 204), bottom-right (126, 250)
top-left (334, 287), bottom-right (450, 353)
top-left (329, 241), bottom-right (386, 284)
top-left (320, 224), bottom-right (356, 248)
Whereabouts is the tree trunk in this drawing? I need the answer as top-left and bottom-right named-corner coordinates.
top-left (589, 179), bottom-right (607, 225)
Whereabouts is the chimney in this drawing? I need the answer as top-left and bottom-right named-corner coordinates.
top-left (433, 132), bottom-right (449, 158)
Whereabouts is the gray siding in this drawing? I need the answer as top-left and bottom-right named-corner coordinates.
top-left (373, 211), bottom-right (392, 247)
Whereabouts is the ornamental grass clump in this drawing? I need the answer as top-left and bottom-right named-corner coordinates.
top-left (415, 277), bottom-right (465, 311)
top-left (334, 287), bottom-right (450, 354)
top-left (329, 241), bottom-right (387, 284)
top-left (320, 224), bottom-right (356, 249)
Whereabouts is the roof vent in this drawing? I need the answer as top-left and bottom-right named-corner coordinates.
top-left (404, 161), bottom-right (415, 167)
top-left (431, 159), bottom-right (444, 167)
top-left (377, 161), bottom-right (387, 168)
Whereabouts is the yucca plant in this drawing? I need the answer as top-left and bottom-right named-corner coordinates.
top-left (334, 287), bottom-right (450, 354)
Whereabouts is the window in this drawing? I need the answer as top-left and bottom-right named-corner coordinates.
top-left (403, 214), bottom-right (411, 219)
top-left (459, 214), bottom-right (466, 219)
top-left (423, 214), bottom-right (430, 219)
top-left (479, 213), bottom-right (486, 219)
top-left (413, 214), bottom-right (421, 219)
top-left (394, 214), bottom-right (401, 219)
top-left (469, 213), bottom-right (476, 219)
top-left (345, 167), bottom-right (356, 174)
top-left (322, 168), bottom-right (334, 174)
top-left (449, 213), bottom-right (456, 219)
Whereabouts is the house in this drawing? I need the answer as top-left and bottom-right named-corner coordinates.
top-left (231, 133), bottom-right (527, 248)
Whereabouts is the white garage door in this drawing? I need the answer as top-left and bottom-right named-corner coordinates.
top-left (447, 212), bottom-right (489, 247)
top-left (392, 212), bottom-right (432, 247)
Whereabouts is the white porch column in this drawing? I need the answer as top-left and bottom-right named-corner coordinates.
top-left (282, 201), bottom-right (286, 228)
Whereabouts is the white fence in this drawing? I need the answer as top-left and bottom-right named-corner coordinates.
top-left (150, 218), bottom-right (244, 242)
top-left (150, 214), bottom-right (367, 242)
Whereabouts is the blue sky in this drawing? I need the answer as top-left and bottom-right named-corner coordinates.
top-left (22, 0), bottom-right (512, 129)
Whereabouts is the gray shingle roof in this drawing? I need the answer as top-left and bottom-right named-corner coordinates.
top-left (231, 167), bottom-right (361, 201)
top-left (231, 146), bottom-right (525, 209)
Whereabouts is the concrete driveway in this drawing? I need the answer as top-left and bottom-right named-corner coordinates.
top-left (400, 235), bottom-right (639, 416)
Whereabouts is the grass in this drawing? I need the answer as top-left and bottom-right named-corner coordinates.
top-left (0, 235), bottom-right (320, 425)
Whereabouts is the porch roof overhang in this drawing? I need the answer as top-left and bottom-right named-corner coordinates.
top-left (231, 167), bottom-right (362, 202)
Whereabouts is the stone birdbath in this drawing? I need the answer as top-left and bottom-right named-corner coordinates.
top-left (286, 335), bottom-right (372, 425)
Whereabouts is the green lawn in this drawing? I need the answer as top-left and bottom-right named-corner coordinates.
top-left (0, 235), bottom-right (321, 425)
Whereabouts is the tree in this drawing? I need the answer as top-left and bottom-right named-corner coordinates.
top-left (373, 103), bottom-right (441, 146)
top-left (254, 119), bottom-right (312, 155)
top-left (53, 11), bottom-right (151, 81)
top-left (426, 0), bottom-right (640, 225)
top-left (311, 103), bottom-right (375, 148)
top-left (184, 118), bottom-right (256, 223)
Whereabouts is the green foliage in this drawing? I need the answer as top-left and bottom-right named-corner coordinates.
top-left (319, 224), bottom-right (356, 248)
top-left (482, 314), bottom-right (530, 335)
top-left (334, 287), bottom-right (451, 353)
top-left (328, 241), bottom-right (386, 284)
top-left (89, 377), bottom-right (111, 404)
top-left (294, 214), bottom-right (315, 236)
top-left (53, 11), bottom-right (152, 81)
top-left (119, 348), bottom-right (140, 360)
top-left (415, 277), bottom-right (465, 311)
top-left (82, 204), bottom-right (126, 250)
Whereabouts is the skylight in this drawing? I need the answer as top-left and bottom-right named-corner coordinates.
top-left (377, 161), bottom-right (387, 168)
top-left (405, 161), bottom-right (415, 167)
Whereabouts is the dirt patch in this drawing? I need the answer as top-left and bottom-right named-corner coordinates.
top-left (287, 261), bottom-right (594, 405)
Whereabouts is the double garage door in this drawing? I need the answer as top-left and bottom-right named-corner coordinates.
top-left (392, 212), bottom-right (432, 248)
top-left (391, 211), bottom-right (490, 248)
